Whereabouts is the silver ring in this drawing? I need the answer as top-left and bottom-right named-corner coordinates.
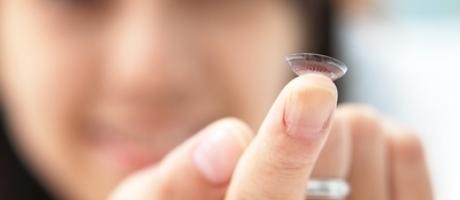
top-left (306, 179), bottom-right (350, 200)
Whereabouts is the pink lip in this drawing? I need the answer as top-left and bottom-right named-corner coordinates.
top-left (89, 124), bottom-right (168, 172)
top-left (87, 106), bottom-right (199, 172)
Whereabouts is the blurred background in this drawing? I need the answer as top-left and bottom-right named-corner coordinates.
top-left (335, 0), bottom-right (460, 199)
top-left (0, 0), bottom-right (458, 199)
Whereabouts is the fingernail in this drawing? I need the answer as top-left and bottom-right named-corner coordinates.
top-left (193, 121), bottom-right (246, 184)
top-left (285, 75), bottom-right (337, 139)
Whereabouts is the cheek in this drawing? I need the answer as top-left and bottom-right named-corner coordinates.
top-left (2, 4), bottom-right (93, 148)
top-left (1, 0), bottom-right (99, 145)
top-left (1, 1), bottom-right (100, 196)
top-left (199, 8), bottom-right (300, 129)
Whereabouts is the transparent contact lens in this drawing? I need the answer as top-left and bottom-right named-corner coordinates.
top-left (286, 53), bottom-right (348, 81)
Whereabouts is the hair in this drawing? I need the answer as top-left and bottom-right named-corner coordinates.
top-left (0, 112), bottom-right (53, 199)
top-left (296, 0), bottom-right (335, 55)
top-left (0, 0), bottom-right (334, 199)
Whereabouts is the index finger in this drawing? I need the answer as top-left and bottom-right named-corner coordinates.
top-left (226, 74), bottom-right (338, 200)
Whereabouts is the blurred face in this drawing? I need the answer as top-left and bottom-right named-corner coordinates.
top-left (1, 0), bottom-right (302, 199)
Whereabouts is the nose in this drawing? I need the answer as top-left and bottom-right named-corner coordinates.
top-left (103, 3), bottom-right (196, 97)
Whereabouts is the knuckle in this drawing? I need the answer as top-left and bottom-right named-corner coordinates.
top-left (337, 104), bottom-right (384, 140)
top-left (217, 117), bottom-right (254, 146)
top-left (339, 103), bottom-right (379, 116)
top-left (222, 117), bottom-right (253, 135)
top-left (219, 117), bottom-right (248, 128)
top-left (384, 119), bottom-right (427, 164)
top-left (391, 132), bottom-right (426, 164)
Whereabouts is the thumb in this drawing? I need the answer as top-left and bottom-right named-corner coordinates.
top-left (109, 118), bottom-right (254, 200)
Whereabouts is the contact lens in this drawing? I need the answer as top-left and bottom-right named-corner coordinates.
top-left (286, 53), bottom-right (348, 81)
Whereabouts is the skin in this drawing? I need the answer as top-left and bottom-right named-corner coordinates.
top-left (0, 0), bottom-right (433, 200)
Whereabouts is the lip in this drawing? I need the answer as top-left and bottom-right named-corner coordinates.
top-left (86, 102), bottom-right (211, 171)
top-left (88, 123), bottom-right (167, 171)
top-left (86, 109), bottom-right (186, 171)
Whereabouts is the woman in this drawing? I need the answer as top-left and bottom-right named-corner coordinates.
top-left (0, 0), bottom-right (432, 199)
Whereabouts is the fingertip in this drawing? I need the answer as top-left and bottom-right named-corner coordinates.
top-left (386, 121), bottom-right (433, 200)
top-left (287, 74), bottom-right (338, 100)
top-left (110, 118), bottom-right (254, 199)
top-left (337, 104), bottom-right (384, 140)
top-left (214, 117), bottom-right (254, 148)
top-left (280, 74), bottom-right (338, 140)
top-left (193, 118), bottom-right (254, 185)
top-left (386, 123), bottom-right (426, 165)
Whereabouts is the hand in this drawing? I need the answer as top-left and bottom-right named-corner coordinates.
top-left (311, 104), bottom-right (433, 200)
top-left (109, 74), bottom-right (432, 200)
